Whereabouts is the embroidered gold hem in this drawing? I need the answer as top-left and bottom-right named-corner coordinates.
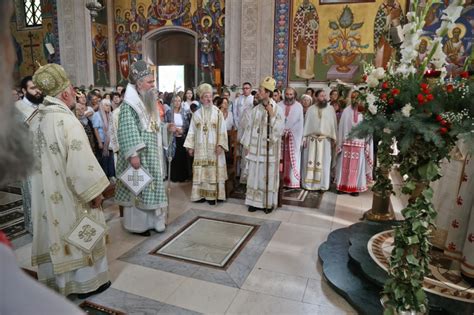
top-left (78, 176), bottom-right (110, 203)
top-left (32, 243), bottom-right (106, 274)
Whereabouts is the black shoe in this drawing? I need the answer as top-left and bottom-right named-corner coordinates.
top-left (248, 206), bottom-right (257, 212)
top-left (133, 230), bottom-right (151, 237)
top-left (77, 281), bottom-right (111, 299)
top-left (194, 199), bottom-right (206, 203)
top-left (350, 192), bottom-right (359, 197)
top-left (337, 190), bottom-right (346, 195)
top-left (264, 208), bottom-right (273, 214)
top-left (208, 200), bottom-right (216, 205)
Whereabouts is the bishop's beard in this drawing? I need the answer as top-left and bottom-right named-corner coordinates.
top-left (140, 88), bottom-right (159, 118)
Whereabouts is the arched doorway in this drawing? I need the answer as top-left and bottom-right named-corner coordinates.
top-left (142, 26), bottom-right (198, 91)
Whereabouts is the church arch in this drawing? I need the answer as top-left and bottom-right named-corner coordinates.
top-left (142, 26), bottom-right (198, 90)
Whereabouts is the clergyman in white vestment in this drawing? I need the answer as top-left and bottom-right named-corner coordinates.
top-left (30, 64), bottom-right (110, 297)
top-left (301, 90), bottom-right (337, 191)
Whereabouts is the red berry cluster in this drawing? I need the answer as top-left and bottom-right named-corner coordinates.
top-left (460, 71), bottom-right (469, 79)
top-left (380, 81), bottom-right (399, 106)
top-left (417, 83), bottom-right (434, 105)
top-left (446, 84), bottom-right (454, 93)
top-left (435, 114), bottom-right (449, 135)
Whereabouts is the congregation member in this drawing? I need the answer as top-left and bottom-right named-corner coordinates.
top-left (272, 89), bottom-right (282, 103)
top-left (170, 95), bottom-right (190, 182)
top-left (232, 82), bottom-right (254, 130)
top-left (241, 76), bottom-right (284, 213)
top-left (182, 88), bottom-right (195, 112)
top-left (88, 91), bottom-right (101, 112)
top-left (116, 84), bottom-right (125, 95)
top-left (279, 87), bottom-right (304, 189)
top-left (222, 89), bottom-right (233, 113)
top-left (111, 92), bottom-right (122, 110)
top-left (14, 75), bottom-right (43, 233)
top-left (335, 90), bottom-right (373, 196)
top-left (76, 91), bottom-right (97, 152)
top-left (30, 63), bottom-right (111, 297)
top-left (305, 87), bottom-right (315, 99)
top-left (301, 89), bottom-right (337, 191)
top-left (329, 89), bottom-right (343, 123)
top-left (92, 99), bottom-right (115, 179)
top-left (115, 60), bottom-right (174, 235)
top-left (184, 83), bottom-right (228, 204)
top-left (216, 96), bottom-right (234, 131)
top-left (300, 94), bottom-right (312, 117)
top-left (109, 93), bottom-right (123, 167)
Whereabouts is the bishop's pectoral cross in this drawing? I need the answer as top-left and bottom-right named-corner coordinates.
top-left (128, 171), bottom-right (144, 187)
top-left (24, 32), bottom-right (40, 71)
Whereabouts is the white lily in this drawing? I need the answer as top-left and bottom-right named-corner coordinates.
top-left (373, 67), bottom-right (386, 80)
top-left (401, 103), bottom-right (413, 117)
top-left (367, 75), bottom-right (379, 88)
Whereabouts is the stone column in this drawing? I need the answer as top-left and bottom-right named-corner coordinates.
top-left (224, 0), bottom-right (241, 86)
top-left (56, 0), bottom-right (94, 87)
top-left (224, 0), bottom-right (274, 87)
top-left (257, 0), bottom-right (275, 83)
top-left (107, 0), bottom-right (117, 87)
top-left (240, 0), bottom-right (259, 87)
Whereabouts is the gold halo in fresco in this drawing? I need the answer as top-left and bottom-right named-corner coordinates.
top-left (130, 22), bottom-right (140, 31)
top-left (201, 15), bottom-right (213, 28)
top-left (116, 24), bottom-right (126, 33)
top-left (418, 36), bottom-right (432, 48)
top-left (448, 23), bottom-right (466, 39)
top-left (218, 15), bottom-right (224, 27)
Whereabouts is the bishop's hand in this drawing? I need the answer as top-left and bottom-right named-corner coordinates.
top-left (130, 156), bottom-right (141, 169)
top-left (264, 103), bottom-right (275, 117)
top-left (188, 149), bottom-right (194, 157)
top-left (90, 194), bottom-right (104, 209)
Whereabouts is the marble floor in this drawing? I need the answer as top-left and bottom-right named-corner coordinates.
top-left (13, 182), bottom-right (387, 315)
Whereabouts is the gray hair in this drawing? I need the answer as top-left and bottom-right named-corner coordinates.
top-left (142, 88), bottom-right (158, 118)
top-left (0, 0), bottom-right (34, 187)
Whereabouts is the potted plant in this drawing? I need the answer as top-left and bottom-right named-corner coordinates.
top-left (351, 0), bottom-right (473, 313)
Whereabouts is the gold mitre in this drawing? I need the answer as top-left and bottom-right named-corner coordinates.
top-left (260, 76), bottom-right (276, 91)
top-left (33, 63), bottom-right (70, 97)
top-left (197, 83), bottom-right (213, 97)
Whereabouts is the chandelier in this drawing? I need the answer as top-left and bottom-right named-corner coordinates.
top-left (85, 0), bottom-right (105, 21)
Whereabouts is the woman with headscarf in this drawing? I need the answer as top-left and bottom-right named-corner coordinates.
top-left (92, 98), bottom-right (115, 178)
top-left (300, 94), bottom-right (313, 119)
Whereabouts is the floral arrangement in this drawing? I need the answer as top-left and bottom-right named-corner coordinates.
top-left (351, 0), bottom-right (473, 313)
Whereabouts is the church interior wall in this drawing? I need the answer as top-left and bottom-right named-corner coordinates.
top-left (10, 0), bottom-right (60, 84)
top-left (111, 0), bottom-right (225, 87)
top-left (273, 0), bottom-right (474, 88)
